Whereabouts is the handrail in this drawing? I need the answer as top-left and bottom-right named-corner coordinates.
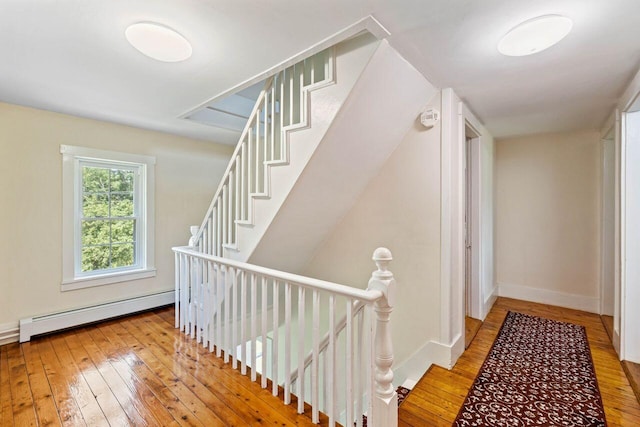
top-left (173, 246), bottom-right (383, 302)
top-left (173, 245), bottom-right (398, 426)
top-left (288, 299), bottom-right (367, 384)
top-left (192, 77), bottom-right (273, 244)
top-left (189, 48), bottom-right (335, 256)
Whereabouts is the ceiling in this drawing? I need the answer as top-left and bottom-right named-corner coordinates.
top-left (1, 0), bottom-right (639, 144)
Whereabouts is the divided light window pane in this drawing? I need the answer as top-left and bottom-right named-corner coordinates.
top-left (80, 164), bottom-right (138, 273)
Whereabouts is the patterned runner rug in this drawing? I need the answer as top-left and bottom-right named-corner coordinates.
top-left (454, 311), bottom-right (606, 426)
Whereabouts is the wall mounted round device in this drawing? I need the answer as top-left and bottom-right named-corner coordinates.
top-left (420, 108), bottom-right (440, 129)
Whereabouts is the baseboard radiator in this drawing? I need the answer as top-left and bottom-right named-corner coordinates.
top-left (0, 323), bottom-right (19, 346)
top-left (19, 291), bottom-right (173, 342)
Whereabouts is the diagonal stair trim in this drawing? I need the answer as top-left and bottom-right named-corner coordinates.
top-left (192, 48), bottom-right (335, 256)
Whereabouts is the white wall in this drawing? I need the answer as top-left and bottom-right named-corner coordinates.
top-left (0, 102), bottom-right (232, 332)
top-left (495, 130), bottom-right (601, 312)
top-left (303, 92), bottom-right (442, 383)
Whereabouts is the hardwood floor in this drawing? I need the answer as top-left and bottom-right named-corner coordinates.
top-left (601, 314), bottom-right (614, 342)
top-left (4, 299), bottom-right (640, 426)
top-left (0, 307), bottom-right (323, 426)
top-left (463, 316), bottom-right (482, 349)
top-left (399, 297), bottom-right (640, 426)
top-left (622, 361), bottom-right (640, 405)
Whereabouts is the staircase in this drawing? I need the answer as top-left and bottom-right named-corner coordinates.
top-left (174, 32), bottom-right (435, 426)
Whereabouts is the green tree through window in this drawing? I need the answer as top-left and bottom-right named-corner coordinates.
top-left (81, 165), bottom-right (136, 272)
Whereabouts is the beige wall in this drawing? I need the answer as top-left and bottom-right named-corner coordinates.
top-left (303, 92), bottom-right (442, 370)
top-left (495, 130), bottom-right (600, 306)
top-left (0, 102), bottom-right (233, 327)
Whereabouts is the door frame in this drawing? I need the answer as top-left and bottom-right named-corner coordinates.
top-left (603, 65), bottom-right (640, 359)
top-left (464, 123), bottom-right (482, 320)
top-left (599, 126), bottom-right (615, 317)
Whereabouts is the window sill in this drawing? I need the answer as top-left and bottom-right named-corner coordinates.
top-left (61, 268), bottom-right (157, 292)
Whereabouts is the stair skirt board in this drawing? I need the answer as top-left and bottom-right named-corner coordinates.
top-left (19, 291), bottom-right (173, 342)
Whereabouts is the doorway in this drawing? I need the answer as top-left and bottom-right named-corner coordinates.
top-left (464, 124), bottom-right (482, 348)
top-left (600, 128), bottom-right (615, 342)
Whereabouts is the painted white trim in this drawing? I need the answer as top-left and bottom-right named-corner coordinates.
top-left (465, 128), bottom-right (482, 321)
top-left (179, 15), bottom-right (390, 119)
top-left (394, 334), bottom-right (464, 386)
top-left (0, 322), bottom-right (19, 346)
top-left (613, 109), bottom-right (622, 356)
top-left (401, 379), bottom-right (417, 390)
top-left (440, 88), bottom-right (466, 348)
top-left (19, 291), bottom-right (173, 342)
top-left (498, 283), bottom-right (599, 313)
top-left (618, 67), bottom-right (640, 113)
top-left (61, 268), bottom-right (157, 291)
top-left (483, 285), bottom-right (498, 317)
top-left (620, 111), bottom-right (627, 360)
top-left (60, 145), bottom-right (156, 290)
top-left (440, 89), bottom-right (453, 344)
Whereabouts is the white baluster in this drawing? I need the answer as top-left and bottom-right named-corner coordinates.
top-left (261, 276), bottom-right (268, 388)
top-left (270, 85), bottom-right (276, 160)
top-left (224, 266), bottom-right (231, 363)
top-left (196, 258), bottom-right (202, 344)
top-left (217, 265), bottom-right (224, 358)
top-left (232, 269), bottom-right (239, 369)
top-left (311, 290), bottom-right (320, 423)
top-left (228, 171), bottom-right (233, 244)
top-left (355, 308), bottom-right (364, 427)
top-left (174, 252), bottom-right (180, 328)
top-left (240, 142), bottom-right (246, 221)
top-left (180, 253), bottom-right (187, 332)
top-left (221, 185), bottom-right (227, 248)
top-left (240, 270), bottom-right (247, 375)
top-left (208, 261), bottom-right (215, 352)
top-left (272, 280), bottom-right (280, 397)
top-left (368, 248), bottom-right (397, 427)
top-left (328, 294), bottom-right (336, 426)
top-left (248, 130), bottom-right (254, 195)
top-left (297, 287), bottom-right (306, 414)
top-left (284, 281), bottom-right (292, 404)
top-left (251, 273), bottom-right (257, 382)
top-left (189, 256), bottom-right (196, 339)
top-left (346, 299), bottom-right (354, 425)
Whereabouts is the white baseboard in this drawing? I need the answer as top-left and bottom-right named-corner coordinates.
top-left (19, 291), bottom-right (173, 342)
top-left (0, 322), bottom-right (19, 346)
top-left (498, 283), bottom-right (599, 313)
top-left (394, 333), bottom-right (464, 386)
top-left (483, 285), bottom-right (498, 319)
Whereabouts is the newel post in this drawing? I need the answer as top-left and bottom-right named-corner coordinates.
top-left (188, 225), bottom-right (199, 247)
top-left (368, 247), bottom-right (398, 427)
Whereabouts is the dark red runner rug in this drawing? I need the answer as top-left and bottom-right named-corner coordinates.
top-left (454, 311), bottom-right (606, 426)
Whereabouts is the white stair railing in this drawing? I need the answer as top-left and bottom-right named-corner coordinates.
top-left (191, 48), bottom-right (335, 256)
top-left (173, 246), bottom-right (398, 427)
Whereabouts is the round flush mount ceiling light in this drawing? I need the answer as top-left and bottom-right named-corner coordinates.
top-left (498, 15), bottom-right (573, 56)
top-left (125, 22), bottom-right (192, 62)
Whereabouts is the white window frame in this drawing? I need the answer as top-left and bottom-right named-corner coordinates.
top-left (61, 145), bottom-right (156, 291)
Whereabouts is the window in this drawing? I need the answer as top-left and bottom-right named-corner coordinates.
top-left (61, 145), bottom-right (156, 290)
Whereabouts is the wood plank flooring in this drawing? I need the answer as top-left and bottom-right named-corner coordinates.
top-left (3, 298), bottom-right (640, 426)
top-left (463, 316), bottom-right (482, 349)
top-left (399, 297), bottom-right (640, 426)
top-left (601, 314), bottom-right (614, 342)
top-left (0, 306), bottom-right (323, 427)
top-left (622, 361), bottom-right (640, 405)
